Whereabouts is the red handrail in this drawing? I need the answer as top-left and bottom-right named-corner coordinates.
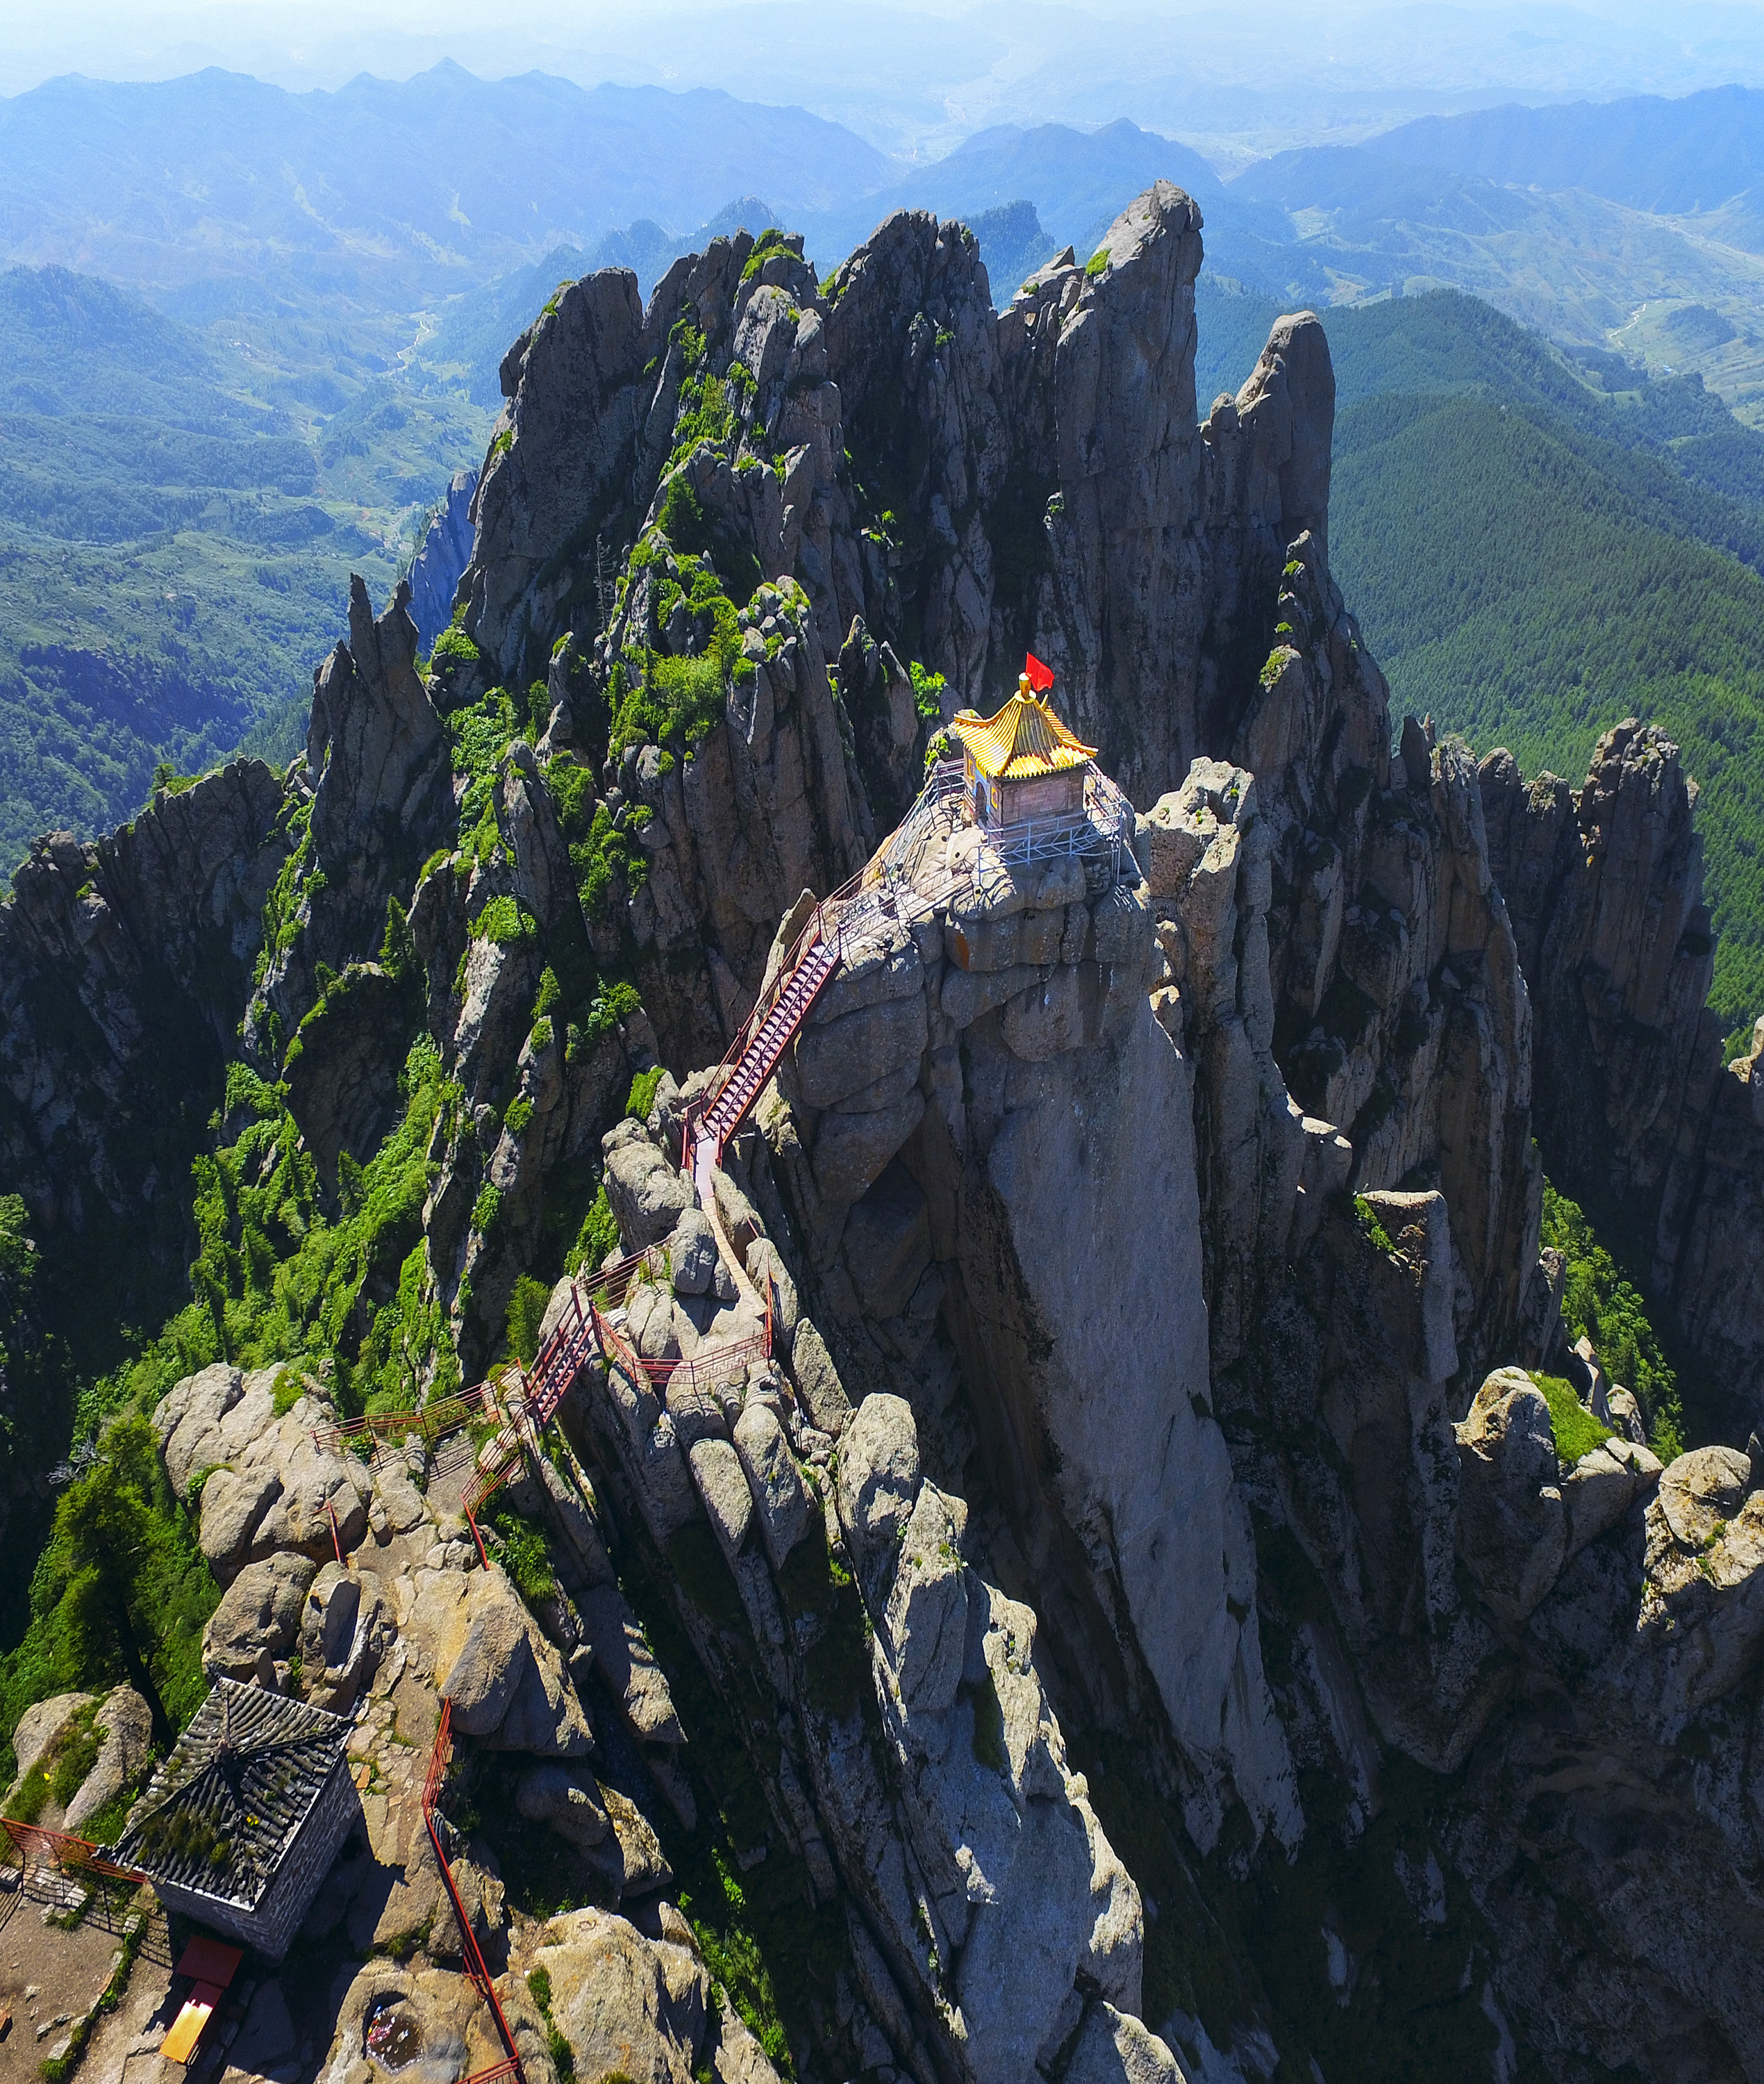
top-left (308, 1382), bottom-right (495, 1462)
top-left (1, 1817), bottom-right (142, 1882)
top-left (423, 1699), bottom-right (525, 2081)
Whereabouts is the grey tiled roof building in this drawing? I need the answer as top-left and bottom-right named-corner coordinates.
top-left (116, 1678), bottom-right (355, 1960)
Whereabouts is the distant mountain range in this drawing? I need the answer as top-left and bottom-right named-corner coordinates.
top-left (15, 60), bottom-right (1764, 905)
top-left (0, 65), bottom-right (892, 307)
top-left (1365, 83), bottom-right (1764, 224)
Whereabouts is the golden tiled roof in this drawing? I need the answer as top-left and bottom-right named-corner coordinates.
top-left (949, 688), bottom-right (1096, 780)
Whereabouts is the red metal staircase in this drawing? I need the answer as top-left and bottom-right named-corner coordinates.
top-left (697, 938), bottom-right (839, 1160)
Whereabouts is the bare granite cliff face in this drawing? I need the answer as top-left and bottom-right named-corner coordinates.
top-left (0, 756), bottom-right (291, 1307)
top-left (1482, 722), bottom-right (1764, 1424)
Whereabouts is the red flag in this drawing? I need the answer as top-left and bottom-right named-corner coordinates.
top-left (1024, 652), bottom-right (1054, 693)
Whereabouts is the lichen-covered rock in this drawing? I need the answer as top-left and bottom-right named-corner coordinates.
top-left (8, 1694), bottom-right (91, 1798)
top-left (786, 1317), bottom-right (851, 1437)
top-left (688, 1436), bottom-right (754, 1564)
top-left (1657, 1444), bottom-right (1753, 1550)
top-left (1561, 1442), bottom-right (1648, 1560)
top-left (604, 1118), bottom-right (694, 1249)
top-left (881, 1480), bottom-right (967, 1719)
top-left (199, 1463), bottom-right (283, 1573)
top-left (577, 1585), bottom-right (685, 1747)
top-left (533, 1905), bottom-right (707, 2082)
top-left (665, 1205), bottom-right (720, 1297)
top-left (440, 1570), bottom-right (535, 1734)
top-left (1065, 2002), bottom-right (1188, 2084)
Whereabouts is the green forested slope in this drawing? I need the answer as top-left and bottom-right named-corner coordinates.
top-left (1330, 389), bottom-right (1764, 1024)
top-left (1192, 280), bottom-right (1764, 1029)
top-left (0, 266), bottom-right (492, 868)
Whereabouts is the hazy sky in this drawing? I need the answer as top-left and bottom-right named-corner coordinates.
top-left (10, 0), bottom-right (1764, 156)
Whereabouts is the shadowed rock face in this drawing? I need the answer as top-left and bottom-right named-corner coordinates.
top-left (1482, 723), bottom-right (1764, 1424)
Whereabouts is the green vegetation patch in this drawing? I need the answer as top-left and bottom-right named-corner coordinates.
top-left (95, 1039), bottom-right (463, 1430)
top-left (625, 1066), bottom-right (665, 1122)
top-left (1329, 356), bottom-right (1764, 1026)
top-left (483, 1499), bottom-right (556, 1605)
top-left (1533, 1373), bottom-right (1614, 1464)
top-left (740, 229), bottom-right (793, 285)
top-left (1541, 1181), bottom-right (1683, 1459)
top-left (565, 1184), bottom-right (621, 1277)
top-left (908, 660), bottom-right (945, 722)
top-left (525, 1966), bottom-right (576, 2081)
top-left (504, 1274), bottom-right (549, 1367)
top-left (547, 752), bottom-right (648, 922)
top-left (0, 1417), bottom-right (218, 1780)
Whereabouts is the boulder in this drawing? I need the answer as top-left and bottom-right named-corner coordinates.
top-left (710, 2005), bottom-right (787, 2084)
top-left (215, 1368), bottom-right (281, 1460)
top-left (667, 1371), bottom-right (729, 1447)
top-left (1064, 2002), bottom-right (1186, 2084)
top-left (441, 1573), bottom-right (536, 1735)
top-left (599, 1785), bottom-right (674, 1897)
top-left (881, 1481), bottom-right (967, 1721)
top-left (731, 1403), bottom-right (812, 1569)
top-left (604, 1120), bottom-right (693, 1249)
top-left (157, 1363), bottom-right (244, 1497)
top-left (9, 1694), bottom-right (92, 1793)
top-left (577, 1586), bottom-right (685, 1746)
top-left (374, 1462), bottom-right (429, 1535)
top-left (199, 1464), bottom-right (283, 1573)
top-left (1658, 1445), bottom-right (1754, 1550)
top-left (516, 1763), bottom-right (610, 1849)
top-left (1455, 1368), bottom-right (1567, 1625)
top-left (251, 1429), bottom-right (369, 1562)
top-left (745, 1239), bottom-right (799, 1343)
top-left (534, 1907), bottom-right (708, 2083)
top-left (485, 1620), bottom-right (594, 1758)
top-left (835, 1394), bottom-right (922, 1605)
top-left (688, 1437), bottom-right (754, 1564)
top-left (666, 1207), bottom-right (721, 1298)
top-left (299, 1562), bottom-right (391, 1712)
top-left (63, 1687), bottom-right (153, 1838)
top-left (1561, 1444), bottom-right (1647, 1560)
top-left (788, 1318), bottom-right (852, 1437)
top-left (628, 1280), bottom-right (683, 1362)
top-left (1606, 1387), bottom-right (1648, 1446)
top-left (203, 1553), bottom-right (319, 1685)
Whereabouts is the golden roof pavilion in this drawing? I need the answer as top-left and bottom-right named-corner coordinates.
top-left (948, 679), bottom-right (1097, 782)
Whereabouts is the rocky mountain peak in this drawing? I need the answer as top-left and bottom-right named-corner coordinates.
top-left (4, 180), bottom-right (1764, 2083)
